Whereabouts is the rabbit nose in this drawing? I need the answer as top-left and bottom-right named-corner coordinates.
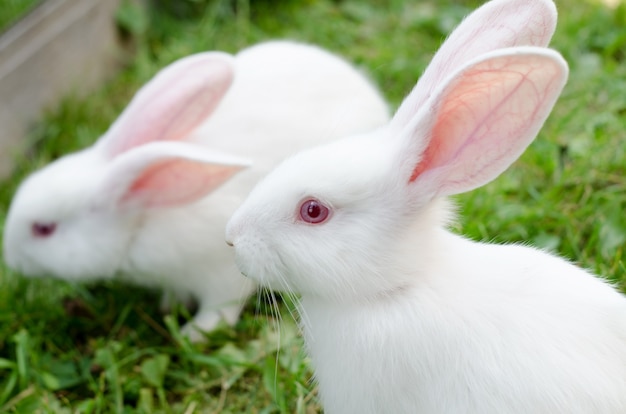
top-left (225, 230), bottom-right (234, 246)
top-left (225, 213), bottom-right (246, 246)
top-left (225, 221), bottom-right (237, 246)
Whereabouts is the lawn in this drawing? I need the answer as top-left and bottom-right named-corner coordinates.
top-left (0, 0), bottom-right (41, 30)
top-left (1, 0), bottom-right (625, 412)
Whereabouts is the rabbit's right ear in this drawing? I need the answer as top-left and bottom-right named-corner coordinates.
top-left (391, 0), bottom-right (557, 130)
top-left (99, 53), bottom-right (236, 158)
top-left (97, 141), bottom-right (250, 209)
top-left (389, 47), bottom-right (568, 200)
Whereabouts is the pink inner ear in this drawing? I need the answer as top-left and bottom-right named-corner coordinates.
top-left (409, 88), bottom-right (487, 182)
top-left (407, 53), bottom-right (565, 194)
top-left (409, 68), bottom-right (529, 183)
top-left (122, 159), bottom-right (243, 208)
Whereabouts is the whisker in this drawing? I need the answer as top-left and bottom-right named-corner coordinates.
top-left (281, 281), bottom-right (309, 336)
top-left (266, 287), bottom-right (282, 396)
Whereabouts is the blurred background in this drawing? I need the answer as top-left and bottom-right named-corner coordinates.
top-left (0, 0), bottom-right (625, 412)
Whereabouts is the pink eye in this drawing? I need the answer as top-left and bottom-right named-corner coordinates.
top-left (299, 199), bottom-right (330, 224)
top-left (31, 222), bottom-right (57, 238)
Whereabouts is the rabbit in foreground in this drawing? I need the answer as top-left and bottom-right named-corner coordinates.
top-left (3, 41), bottom-right (390, 342)
top-left (226, 0), bottom-right (626, 412)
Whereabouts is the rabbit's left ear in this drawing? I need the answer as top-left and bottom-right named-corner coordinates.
top-left (392, 47), bottom-right (568, 198)
top-left (99, 53), bottom-right (235, 158)
top-left (99, 142), bottom-right (250, 209)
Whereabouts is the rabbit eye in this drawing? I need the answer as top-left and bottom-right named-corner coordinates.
top-left (299, 199), bottom-right (330, 224)
top-left (31, 222), bottom-right (57, 238)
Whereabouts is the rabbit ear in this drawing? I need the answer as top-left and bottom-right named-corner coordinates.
top-left (99, 142), bottom-right (249, 209)
top-left (99, 53), bottom-right (236, 158)
top-left (391, 0), bottom-right (556, 130)
top-left (392, 47), bottom-right (568, 198)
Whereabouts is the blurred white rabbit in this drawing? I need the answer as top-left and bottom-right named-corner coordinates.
top-left (227, 1), bottom-right (626, 412)
top-left (3, 40), bottom-right (390, 342)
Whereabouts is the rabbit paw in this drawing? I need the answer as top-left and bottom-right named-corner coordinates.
top-left (179, 310), bottom-right (223, 342)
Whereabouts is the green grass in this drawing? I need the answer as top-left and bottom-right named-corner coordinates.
top-left (1, 0), bottom-right (626, 412)
top-left (0, 0), bottom-right (41, 31)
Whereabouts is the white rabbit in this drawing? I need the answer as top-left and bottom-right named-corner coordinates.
top-left (3, 40), bottom-right (390, 342)
top-left (226, 1), bottom-right (626, 413)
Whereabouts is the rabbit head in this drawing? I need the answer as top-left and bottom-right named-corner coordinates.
top-left (227, 47), bottom-right (568, 300)
top-left (227, 0), bottom-right (567, 301)
top-left (4, 141), bottom-right (247, 280)
top-left (3, 53), bottom-right (247, 280)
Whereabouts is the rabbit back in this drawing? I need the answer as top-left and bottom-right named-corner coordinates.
top-left (190, 40), bottom-right (390, 168)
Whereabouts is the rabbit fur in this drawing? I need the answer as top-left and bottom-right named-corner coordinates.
top-left (226, 0), bottom-right (626, 412)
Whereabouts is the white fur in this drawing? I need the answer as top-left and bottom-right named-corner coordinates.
top-left (3, 40), bottom-right (390, 342)
top-left (227, 0), bottom-right (626, 412)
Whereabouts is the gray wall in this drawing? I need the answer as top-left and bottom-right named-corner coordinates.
top-left (0, 0), bottom-right (122, 179)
